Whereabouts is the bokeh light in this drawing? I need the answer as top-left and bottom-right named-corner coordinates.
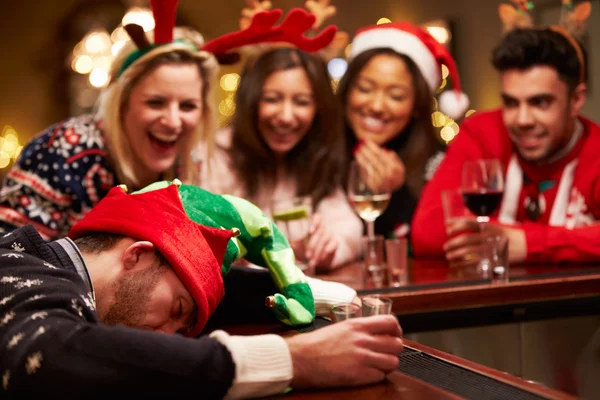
top-left (328, 58), bottom-right (348, 80)
top-left (220, 73), bottom-right (240, 92)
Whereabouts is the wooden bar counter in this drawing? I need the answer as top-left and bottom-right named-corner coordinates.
top-left (316, 259), bottom-right (600, 332)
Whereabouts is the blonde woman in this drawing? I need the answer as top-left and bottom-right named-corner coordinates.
top-left (0, 26), bottom-right (219, 240)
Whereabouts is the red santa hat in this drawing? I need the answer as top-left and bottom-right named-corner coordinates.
top-left (349, 22), bottom-right (469, 120)
top-left (68, 183), bottom-right (233, 337)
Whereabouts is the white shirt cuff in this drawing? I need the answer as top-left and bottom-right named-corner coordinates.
top-left (306, 276), bottom-right (357, 316)
top-left (210, 330), bottom-right (293, 399)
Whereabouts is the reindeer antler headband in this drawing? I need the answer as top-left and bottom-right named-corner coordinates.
top-left (237, 0), bottom-right (349, 62)
top-left (498, 0), bottom-right (592, 84)
top-left (118, 0), bottom-right (338, 77)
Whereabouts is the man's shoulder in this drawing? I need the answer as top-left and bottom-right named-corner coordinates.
top-left (0, 225), bottom-right (60, 268)
top-left (460, 109), bottom-right (504, 131)
top-left (581, 116), bottom-right (600, 136)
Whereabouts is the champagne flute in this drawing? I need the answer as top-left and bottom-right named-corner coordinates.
top-left (347, 160), bottom-right (391, 239)
top-left (461, 159), bottom-right (504, 234)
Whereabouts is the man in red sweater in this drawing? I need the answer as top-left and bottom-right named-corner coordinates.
top-left (412, 27), bottom-right (600, 264)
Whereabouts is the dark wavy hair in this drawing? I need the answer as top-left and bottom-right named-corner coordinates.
top-left (230, 48), bottom-right (345, 206)
top-left (337, 48), bottom-right (439, 196)
top-left (492, 28), bottom-right (587, 92)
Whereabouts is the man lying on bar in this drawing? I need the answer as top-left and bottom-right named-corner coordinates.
top-left (0, 180), bottom-right (403, 399)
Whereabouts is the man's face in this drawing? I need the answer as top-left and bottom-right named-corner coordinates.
top-left (100, 255), bottom-right (196, 335)
top-left (501, 66), bottom-right (581, 163)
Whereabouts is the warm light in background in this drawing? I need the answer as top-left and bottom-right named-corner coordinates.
top-left (377, 17), bottom-right (392, 25)
top-left (0, 126), bottom-right (23, 169)
top-left (89, 68), bottom-right (109, 88)
top-left (72, 55), bottom-right (93, 74)
top-left (69, 6), bottom-right (155, 106)
top-left (121, 6), bottom-right (155, 32)
top-left (344, 44), bottom-right (352, 59)
top-left (465, 109), bottom-right (477, 118)
top-left (220, 73), bottom-right (240, 92)
top-left (423, 20), bottom-right (452, 45)
top-left (431, 62), bottom-right (462, 144)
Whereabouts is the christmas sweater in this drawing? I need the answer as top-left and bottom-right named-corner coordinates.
top-left (0, 114), bottom-right (116, 240)
top-left (412, 109), bottom-right (600, 263)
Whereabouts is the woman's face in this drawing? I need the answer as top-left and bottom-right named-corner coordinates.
top-left (123, 63), bottom-right (203, 175)
top-left (346, 54), bottom-right (415, 145)
top-left (257, 67), bottom-right (316, 158)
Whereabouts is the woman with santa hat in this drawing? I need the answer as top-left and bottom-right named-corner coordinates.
top-left (338, 21), bottom-right (469, 240)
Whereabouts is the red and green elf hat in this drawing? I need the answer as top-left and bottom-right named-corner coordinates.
top-left (117, 0), bottom-right (339, 77)
top-left (69, 182), bottom-right (233, 338)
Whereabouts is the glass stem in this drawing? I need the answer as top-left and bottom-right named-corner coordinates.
top-left (477, 216), bottom-right (489, 238)
top-left (367, 220), bottom-right (375, 240)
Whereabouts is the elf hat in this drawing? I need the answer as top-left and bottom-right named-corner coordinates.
top-left (68, 182), bottom-right (233, 337)
top-left (349, 21), bottom-right (469, 120)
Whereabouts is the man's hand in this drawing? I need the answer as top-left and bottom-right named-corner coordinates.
top-left (355, 141), bottom-right (406, 193)
top-left (286, 315), bottom-right (403, 389)
top-left (443, 220), bottom-right (527, 266)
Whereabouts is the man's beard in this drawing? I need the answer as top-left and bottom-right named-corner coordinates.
top-left (101, 260), bottom-right (167, 327)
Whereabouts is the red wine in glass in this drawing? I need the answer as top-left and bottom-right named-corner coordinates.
top-left (461, 159), bottom-right (504, 225)
top-left (462, 190), bottom-right (504, 217)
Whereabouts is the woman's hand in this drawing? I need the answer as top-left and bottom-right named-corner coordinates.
top-left (355, 140), bottom-right (406, 192)
top-left (306, 213), bottom-right (338, 269)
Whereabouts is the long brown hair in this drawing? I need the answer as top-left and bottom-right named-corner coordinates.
top-left (230, 48), bottom-right (345, 206)
top-left (337, 48), bottom-right (439, 196)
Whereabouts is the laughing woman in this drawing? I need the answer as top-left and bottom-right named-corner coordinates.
top-left (199, 47), bottom-right (362, 270)
top-left (0, 26), bottom-right (219, 239)
top-left (338, 22), bottom-right (469, 239)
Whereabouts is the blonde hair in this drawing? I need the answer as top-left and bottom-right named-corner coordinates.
top-left (95, 27), bottom-right (218, 188)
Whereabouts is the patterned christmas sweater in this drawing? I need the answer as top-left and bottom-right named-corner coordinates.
top-left (412, 109), bottom-right (600, 263)
top-left (0, 225), bottom-right (242, 397)
top-left (0, 114), bottom-right (116, 240)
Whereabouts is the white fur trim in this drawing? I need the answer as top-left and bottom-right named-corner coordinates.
top-left (350, 29), bottom-right (440, 91)
top-left (498, 155), bottom-right (521, 224)
top-left (438, 91), bottom-right (470, 120)
top-left (549, 159), bottom-right (578, 226)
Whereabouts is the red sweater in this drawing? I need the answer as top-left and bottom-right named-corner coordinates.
top-left (412, 109), bottom-right (600, 263)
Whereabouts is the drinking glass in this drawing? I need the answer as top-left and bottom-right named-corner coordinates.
top-left (272, 196), bottom-right (313, 274)
top-left (362, 235), bottom-right (385, 288)
top-left (362, 294), bottom-right (393, 316)
top-left (347, 160), bottom-right (391, 240)
top-left (331, 303), bottom-right (362, 322)
top-left (461, 159), bottom-right (504, 232)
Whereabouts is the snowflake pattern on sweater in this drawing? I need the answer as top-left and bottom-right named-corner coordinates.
top-left (0, 115), bottom-right (116, 240)
top-left (0, 225), bottom-right (238, 398)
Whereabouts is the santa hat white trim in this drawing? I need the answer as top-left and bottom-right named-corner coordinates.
top-left (347, 22), bottom-right (470, 120)
top-left (349, 28), bottom-right (440, 92)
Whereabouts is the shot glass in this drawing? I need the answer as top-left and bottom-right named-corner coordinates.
top-left (272, 196), bottom-right (313, 275)
top-left (484, 235), bottom-right (509, 283)
top-left (362, 294), bottom-right (393, 316)
top-left (361, 235), bottom-right (386, 288)
top-left (331, 303), bottom-right (362, 322)
top-left (385, 238), bottom-right (408, 287)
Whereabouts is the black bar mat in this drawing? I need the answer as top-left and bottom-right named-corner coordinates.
top-left (399, 347), bottom-right (550, 400)
top-left (297, 319), bottom-right (552, 400)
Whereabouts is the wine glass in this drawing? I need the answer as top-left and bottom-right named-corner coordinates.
top-left (347, 160), bottom-right (391, 239)
top-left (461, 159), bottom-right (504, 232)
